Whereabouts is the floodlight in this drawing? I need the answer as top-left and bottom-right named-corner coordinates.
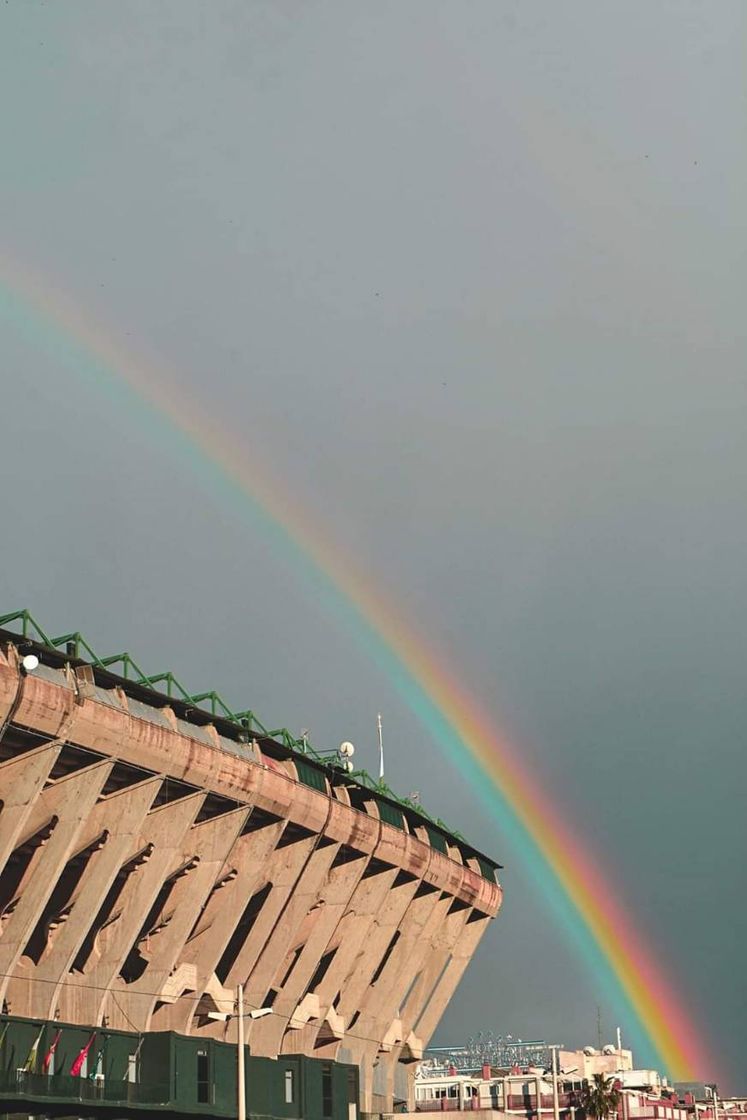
top-left (21, 654), bottom-right (39, 673)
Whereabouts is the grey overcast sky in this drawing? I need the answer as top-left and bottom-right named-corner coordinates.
top-left (1, 0), bottom-right (745, 1091)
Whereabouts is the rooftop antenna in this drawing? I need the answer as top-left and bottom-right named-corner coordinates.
top-left (377, 713), bottom-right (384, 781)
top-left (596, 1006), bottom-right (603, 1050)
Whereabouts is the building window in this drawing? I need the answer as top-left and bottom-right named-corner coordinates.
top-left (197, 1050), bottom-right (210, 1104)
top-left (448, 1085), bottom-right (459, 1098)
top-left (322, 1063), bottom-right (333, 1118)
top-left (285, 1069), bottom-right (295, 1104)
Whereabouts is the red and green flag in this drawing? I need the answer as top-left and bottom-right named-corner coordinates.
top-left (70, 1032), bottom-right (96, 1077)
top-left (42, 1030), bottom-right (62, 1073)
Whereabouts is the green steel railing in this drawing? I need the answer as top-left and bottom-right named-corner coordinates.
top-left (0, 1070), bottom-right (171, 1106)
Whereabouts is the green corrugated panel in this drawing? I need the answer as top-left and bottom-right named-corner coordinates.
top-left (141, 1032), bottom-right (174, 1104)
top-left (377, 800), bottom-right (404, 830)
top-left (426, 827), bottom-right (448, 855)
top-left (295, 759), bottom-right (328, 793)
top-left (212, 1041), bottom-right (236, 1114)
top-left (477, 857), bottom-right (496, 882)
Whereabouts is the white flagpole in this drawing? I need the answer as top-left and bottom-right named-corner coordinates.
top-left (377, 713), bottom-right (384, 781)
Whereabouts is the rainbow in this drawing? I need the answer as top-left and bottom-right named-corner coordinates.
top-left (0, 252), bottom-right (718, 1082)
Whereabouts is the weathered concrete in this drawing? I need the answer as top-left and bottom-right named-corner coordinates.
top-left (154, 814), bottom-right (286, 1034)
top-left (0, 644), bottom-right (502, 1111)
top-left (8, 776), bottom-right (162, 1019)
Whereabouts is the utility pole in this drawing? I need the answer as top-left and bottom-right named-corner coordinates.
top-left (377, 713), bottom-right (384, 781)
top-left (237, 984), bottom-right (246, 1120)
top-left (550, 1046), bottom-right (561, 1120)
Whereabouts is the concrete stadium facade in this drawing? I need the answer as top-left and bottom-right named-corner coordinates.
top-left (0, 625), bottom-right (501, 1114)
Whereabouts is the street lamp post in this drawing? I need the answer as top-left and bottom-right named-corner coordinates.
top-left (550, 1047), bottom-right (561, 1120)
top-left (237, 991), bottom-right (274, 1120)
top-left (237, 985), bottom-right (246, 1120)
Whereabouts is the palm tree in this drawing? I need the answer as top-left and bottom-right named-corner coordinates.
top-left (580, 1074), bottom-right (621, 1120)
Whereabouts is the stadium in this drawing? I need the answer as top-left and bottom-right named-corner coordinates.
top-left (0, 611), bottom-right (501, 1120)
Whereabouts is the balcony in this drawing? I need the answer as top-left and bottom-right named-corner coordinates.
top-left (0, 1069), bottom-right (172, 1109)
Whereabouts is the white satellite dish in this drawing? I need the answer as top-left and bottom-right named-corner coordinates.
top-left (339, 741), bottom-right (355, 758)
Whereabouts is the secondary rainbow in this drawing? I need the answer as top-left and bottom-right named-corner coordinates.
top-left (0, 251), bottom-right (718, 1082)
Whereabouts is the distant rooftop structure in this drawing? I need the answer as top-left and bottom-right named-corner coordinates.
top-left (426, 1034), bottom-right (554, 1072)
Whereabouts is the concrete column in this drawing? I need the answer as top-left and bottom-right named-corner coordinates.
top-left (297, 863), bottom-right (400, 1056)
top-left (58, 790), bottom-right (205, 1025)
top-left (394, 900), bottom-right (472, 1057)
top-left (243, 838), bottom-right (342, 1056)
top-left (107, 806), bottom-right (250, 1032)
top-left (384, 902), bottom-right (474, 1110)
top-left (410, 911), bottom-right (491, 1047)
top-left (0, 742), bottom-right (63, 876)
top-left (351, 887), bottom-right (447, 1045)
top-left (154, 814), bottom-right (286, 1034)
top-left (343, 885), bottom-right (446, 1112)
top-left (212, 829), bottom-right (322, 1043)
top-left (0, 759), bottom-right (113, 1009)
top-left (8, 776), bottom-right (162, 1018)
top-left (380, 891), bottom-right (468, 1111)
top-left (257, 849), bottom-right (368, 1056)
top-left (334, 872), bottom-right (420, 1034)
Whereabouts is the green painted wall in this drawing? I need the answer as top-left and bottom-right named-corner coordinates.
top-left (0, 1016), bottom-right (359, 1120)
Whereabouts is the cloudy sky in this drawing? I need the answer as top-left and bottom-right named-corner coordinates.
top-left (1, 0), bottom-right (745, 1091)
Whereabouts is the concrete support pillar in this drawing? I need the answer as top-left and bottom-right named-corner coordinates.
top-left (343, 885), bottom-right (446, 1112)
top-left (8, 776), bottom-right (162, 1018)
top-left (410, 911), bottom-right (491, 1047)
top-left (297, 863), bottom-right (400, 1056)
top-left (262, 850), bottom-right (368, 1055)
top-left (334, 872), bottom-right (420, 1034)
top-left (213, 829), bottom-right (322, 1043)
top-left (107, 806), bottom-right (250, 1032)
top-left (154, 815), bottom-right (286, 1034)
top-left (244, 838), bottom-right (343, 1055)
top-left (0, 759), bottom-right (113, 1009)
top-left (58, 791), bottom-right (205, 1025)
top-left (385, 901), bottom-right (473, 1109)
top-left (0, 742), bottom-right (63, 877)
